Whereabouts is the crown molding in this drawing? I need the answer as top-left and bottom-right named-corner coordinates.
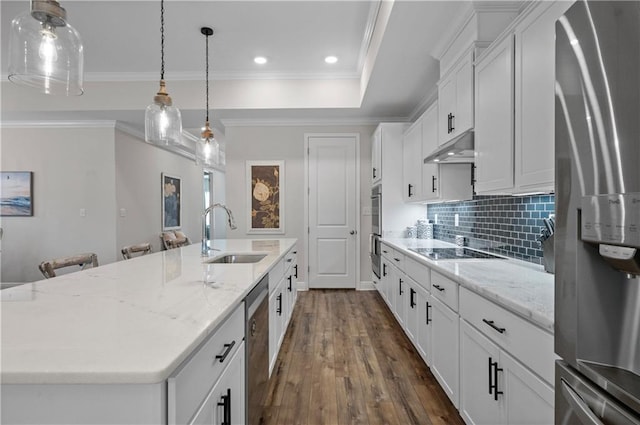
top-left (221, 116), bottom-right (405, 128)
top-left (408, 85), bottom-right (438, 122)
top-left (0, 120), bottom-right (117, 129)
top-left (357, 0), bottom-right (383, 74)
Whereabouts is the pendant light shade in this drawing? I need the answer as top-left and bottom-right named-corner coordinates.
top-left (8, 0), bottom-right (84, 95)
top-left (196, 27), bottom-right (219, 167)
top-left (145, 0), bottom-right (182, 146)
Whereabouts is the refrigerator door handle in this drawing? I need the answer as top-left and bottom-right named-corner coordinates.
top-left (561, 379), bottom-right (605, 425)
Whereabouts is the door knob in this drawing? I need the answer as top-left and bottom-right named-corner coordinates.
top-left (350, 230), bottom-right (357, 235)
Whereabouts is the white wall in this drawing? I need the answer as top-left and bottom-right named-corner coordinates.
top-left (114, 129), bottom-right (204, 255)
top-left (0, 124), bottom-right (213, 283)
top-left (1, 125), bottom-right (117, 282)
top-left (224, 124), bottom-right (375, 286)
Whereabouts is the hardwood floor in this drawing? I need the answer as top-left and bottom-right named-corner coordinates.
top-left (262, 289), bottom-right (464, 425)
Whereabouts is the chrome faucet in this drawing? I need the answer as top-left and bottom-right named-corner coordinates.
top-left (202, 203), bottom-right (237, 256)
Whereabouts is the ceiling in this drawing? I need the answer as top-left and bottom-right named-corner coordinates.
top-left (0, 0), bottom-right (477, 137)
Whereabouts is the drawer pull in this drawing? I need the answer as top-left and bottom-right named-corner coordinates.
top-left (215, 340), bottom-right (236, 363)
top-left (394, 257), bottom-right (401, 262)
top-left (483, 319), bottom-right (506, 334)
top-left (382, 250), bottom-right (388, 254)
top-left (433, 284), bottom-right (445, 292)
top-left (217, 388), bottom-right (231, 425)
top-left (286, 258), bottom-right (293, 263)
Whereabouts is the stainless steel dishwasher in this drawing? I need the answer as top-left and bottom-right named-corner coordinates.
top-left (245, 274), bottom-right (269, 425)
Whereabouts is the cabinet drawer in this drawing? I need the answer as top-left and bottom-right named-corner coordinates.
top-left (284, 247), bottom-right (297, 273)
top-left (382, 246), bottom-right (405, 270)
top-left (168, 304), bottom-right (245, 425)
top-left (431, 271), bottom-right (459, 312)
top-left (459, 286), bottom-right (554, 385)
top-left (404, 255), bottom-right (430, 290)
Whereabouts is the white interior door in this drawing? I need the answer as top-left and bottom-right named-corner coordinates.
top-left (306, 135), bottom-right (358, 289)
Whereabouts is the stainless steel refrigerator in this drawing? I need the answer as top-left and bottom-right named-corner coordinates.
top-left (555, 1), bottom-right (640, 424)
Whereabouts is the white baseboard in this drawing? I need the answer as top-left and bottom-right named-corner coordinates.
top-left (296, 281), bottom-right (309, 291)
top-left (358, 281), bottom-right (376, 291)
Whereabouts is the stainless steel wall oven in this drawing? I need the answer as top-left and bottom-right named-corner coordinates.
top-left (370, 184), bottom-right (382, 279)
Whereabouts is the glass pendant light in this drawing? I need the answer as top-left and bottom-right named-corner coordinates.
top-left (8, 0), bottom-right (84, 95)
top-left (196, 27), bottom-right (219, 167)
top-left (145, 0), bottom-right (182, 146)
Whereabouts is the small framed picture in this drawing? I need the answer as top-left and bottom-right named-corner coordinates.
top-left (247, 160), bottom-right (285, 234)
top-left (162, 173), bottom-right (181, 230)
top-left (1, 171), bottom-right (33, 216)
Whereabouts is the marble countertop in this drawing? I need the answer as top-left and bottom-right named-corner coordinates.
top-left (382, 238), bottom-right (554, 333)
top-left (1, 238), bottom-right (297, 385)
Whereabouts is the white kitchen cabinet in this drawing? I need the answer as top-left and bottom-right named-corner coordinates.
top-left (514, 1), bottom-right (573, 193)
top-left (459, 286), bottom-right (554, 425)
top-left (402, 119), bottom-right (423, 201)
top-left (430, 295), bottom-right (460, 408)
top-left (438, 50), bottom-right (474, 146)
top-left (407, 102), bottom-right (473, 204)
top-left (404, 276), bottom-right (430, 364)
top-left (393, 268), bottom-right (407, 329)
top-left (190, 341), bottom-right (245, 425)
top-left (460, 319), bottom-right (503, 425)
top-left (459, 320), bottom-right (554, 425)
top-left (374, 123), bottom-right (425, 235)
top-left (372, 126), bottom-right (382, 184)
top-left (474, 35), bottom-right (515, 194)
top-left (168, 304), bottom-right (245, 425)
top-left (269, 276), bottom-right (285, 375)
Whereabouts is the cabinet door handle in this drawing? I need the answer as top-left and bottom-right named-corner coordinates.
top-left (450, 113), bottom-right (455, 133)
top-left (489, 357), bottom-right (503, 401)
top-left (288, 275), bottom-right (292, 292)
top-left (217, 388), bottom-right (231, 425)
top-left (408, 184), bottom-right (413, 198)
top-left (426, 302), bottom-right (432, 324)
top-left (294, 264), bottom-right (298, 278)
top-left (383, 263), bottom-right (387, 277)
top-left (410, 288), bottom-right (416, 308)
top-left (432, 175), bottom-right (437, 193)
top-left (447, 113), bottom-right (452, 133)
top-left (373, 167), bottom-right (377, 179)
top-left (215, 340), bottom-right (236, 363)
top-left (399, 279), bottom-right (403, 295)
top-left (482, 319), bottom-right (506, 334)
top-left (433, 284), bottom-right (445, 292)
top-left (277, 293), bottom-right (282, 315)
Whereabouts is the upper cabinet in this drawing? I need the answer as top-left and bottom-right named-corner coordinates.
top-left (474, 0), bottom-right (573, 195)
top-left (514, 1), bottom-right (573, 193)
top-left (403, 103), bottom-right (473, 203)
top-left (438, 51), bottom-right (475, 146)
top-left (371, 126), bottom-right (382, 184)
top-left (474, 35), bottom-right (515, 194)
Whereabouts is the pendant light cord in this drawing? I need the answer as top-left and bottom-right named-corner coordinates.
top-left (205, 32), bottom-right (210, 123)
top-left (160, 0), bottom-right (165, 80)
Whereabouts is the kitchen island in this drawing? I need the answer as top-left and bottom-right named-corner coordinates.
top-left (1, 238), bottom-right (297, 424)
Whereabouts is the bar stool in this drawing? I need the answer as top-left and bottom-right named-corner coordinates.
top-left (121, 242), bottom-right (153, 260)
top-left (160, 231), bottom-right (190, 250)
top-left (38, 253), bottom-right (99, 279)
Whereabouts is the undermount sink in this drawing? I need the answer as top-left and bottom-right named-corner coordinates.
top-left (204, 254), bottom-right (267, 264)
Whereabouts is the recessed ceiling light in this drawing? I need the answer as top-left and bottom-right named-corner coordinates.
top-left (254, 56), bottom-right (267, 65)
top-left (325, 56), bottom-right (338, 64)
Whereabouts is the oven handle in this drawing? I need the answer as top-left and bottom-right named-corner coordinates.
top-left (560, 379), bottom-right (605, 425)
top-left (369, 233), bottom-right (374, 257)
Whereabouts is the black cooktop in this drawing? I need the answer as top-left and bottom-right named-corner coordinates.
top-left (409, 247), bottom-right (506, 260)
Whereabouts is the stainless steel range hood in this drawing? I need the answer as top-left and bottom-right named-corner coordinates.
top-left (423, 130), bottom-right (474, 163)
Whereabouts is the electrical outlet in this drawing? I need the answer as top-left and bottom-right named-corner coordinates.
top-left (120, 208), bottom-right (127, 217)
top-left (454, 213), bottom-right (459, 227)
top-left (434, 214), bottom-right (438, 224)
top-left (80, 208), bottom-right (86, 217)
top-left (362, 206), bottom-right (372, 216)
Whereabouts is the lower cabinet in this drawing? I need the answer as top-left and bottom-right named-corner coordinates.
top-left (269, 277), bottom-right (285, 375)
top-left (404, 277), bottom-right (431, 365)
top-left (190, 342), bottom-right (246, 425)
top-left (460, 320), bottom-right (554, 425)
top-left (393, 269), bottom-right (407, 328)
top-left (430, 295), bottom-right (460, 408)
